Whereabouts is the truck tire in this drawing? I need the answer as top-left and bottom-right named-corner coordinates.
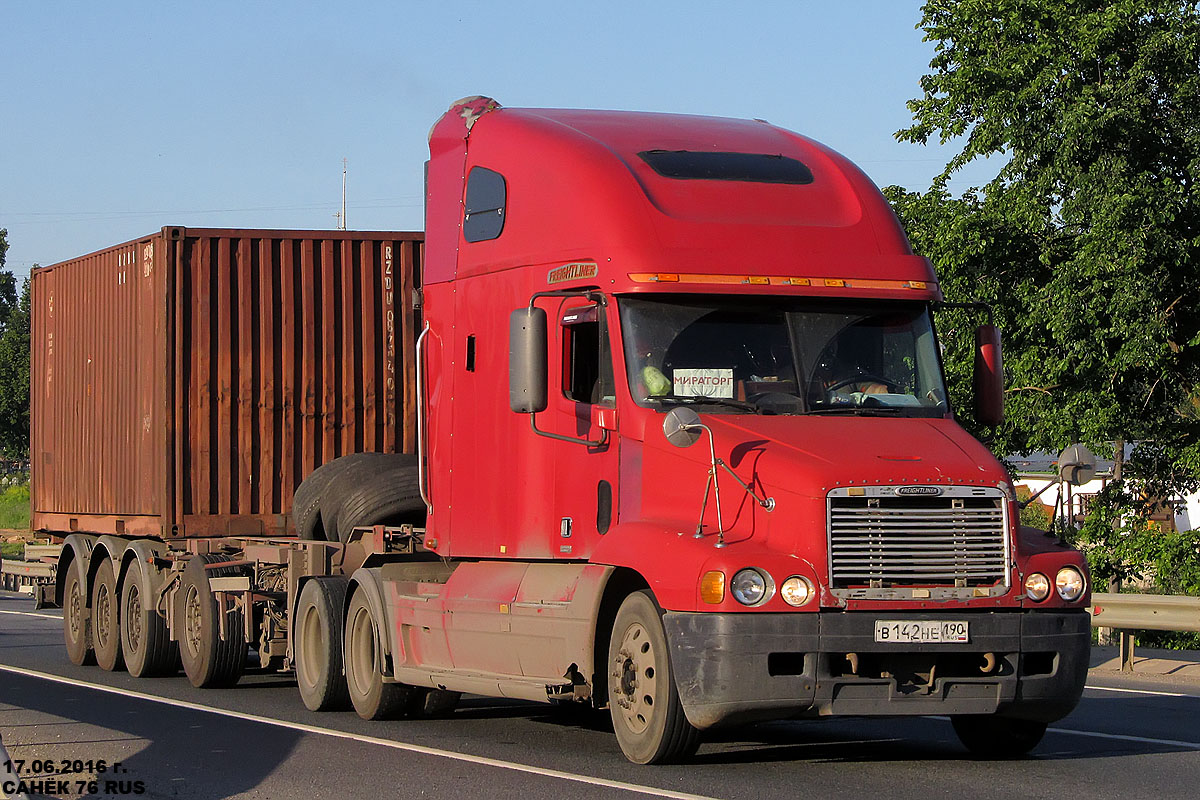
top-left (91, 559), bottom-right (124, 672)
top-left (333, 465), bottom-right (425, 544)
top-left (62, 564), bottom-right (95, 666)
top-left (120, 562), bottom-right (178, 678)
top-left (294, 453), bottom-right (418, 541)
top-left (344, 588), bottom-right (415, 719)
top-left (951, 715), bottom-right (1047, 758)
top-left (178, 555), bottom-right (247, 688)
top-left (607, 591), bottom-right (700, 764)
top-left (295, 577), bottom-right (351, 711)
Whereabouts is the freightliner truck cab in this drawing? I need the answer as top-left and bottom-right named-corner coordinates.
top-left (362, 97), bottom-right (1090, 763)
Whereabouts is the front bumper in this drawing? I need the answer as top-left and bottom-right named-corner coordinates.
top-left (662, 610), bottom-right (1090, 729)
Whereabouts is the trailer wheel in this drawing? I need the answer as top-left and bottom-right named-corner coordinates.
top-left (295, 577), bottom-right (351, 711)
top-left (607, 591), bottom-right (700, 764)
top-left (178, 555), bottom-right (247, 688)
top-left (333, 466), bottom-right (425, 544)
top-left (91, 559), bottom-right (125, 672)
top-left (121, 563), bottom-right (178, 678)
top-left (63, 565), bottom-right (95, 666)
top-left (344, 589), bottom-right (414, 719)
top-left (951, 715), bottom-right (1047, 758)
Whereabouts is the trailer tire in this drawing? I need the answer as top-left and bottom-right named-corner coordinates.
top-left (295, 577), bottom-right (351, 711)
top-left (121, 563), bottom-right (178, 678)
top-left (91, 559), bottom-right (125, 672)
top-left (951, 715), bottom-right (1047, 758)
top-left (344, 589), bottom-right (414, 720)
top-left (607, 591), bottom-right (700, 764)
top-left (178, 555), bottom-right (247, 689)
top-left (333, 465), bottom-right (425, 545)
top-left (63, 565), bottom-right (95, 666)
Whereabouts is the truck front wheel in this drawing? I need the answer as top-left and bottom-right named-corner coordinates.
top-left (952, 715), bottom-right (1047, 758)
top-left (607, 591), bottom-right (700, 764)
top-left (344, 589), bottom-right (414, 719)
top-left (62, 565), bottom-right (95, 666)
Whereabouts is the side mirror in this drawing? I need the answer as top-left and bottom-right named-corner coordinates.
top-left (973, 324), bottom-right (1004, 426)
top-left (509, 307), bottom-right (547, 413)
top-left (663, 407), bottom-right (703, 448)
top-left (1058, 444), bottom-right (1096, 486)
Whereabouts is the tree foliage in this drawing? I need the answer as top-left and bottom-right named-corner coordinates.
top-left (887, 1), bottom-right (1200, 498)
top-left (0, 228), bottom-right (30, 458)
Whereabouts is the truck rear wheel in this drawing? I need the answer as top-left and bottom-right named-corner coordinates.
top-left (178, 555), bottom-right (247, 688)
top-left (62, 565), bottom-right (95, 666)
top-left (295, 577), bottom-right (351, 711)
top-left (120, 563), bottom-right (178, 678)
top-left (607, 591), bottom-right (700, 764)
top-left (91, 559), bottom-right (124, 672)
top-left (952, 715), bottom-right (1047, 758)
top-left (344, 589), bottom-right (414, 719)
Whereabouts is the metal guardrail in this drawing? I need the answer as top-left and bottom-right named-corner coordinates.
top-left (1089, 592), bottom-right (1200, 673)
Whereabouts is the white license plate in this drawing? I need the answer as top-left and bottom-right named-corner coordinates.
top-left (874, 620), bottom-right (969, 643)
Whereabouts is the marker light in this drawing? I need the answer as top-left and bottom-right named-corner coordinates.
top-left (780, 576), bottom-right (815, 607)
top-left (731, 569), bottom-right (771, 606)
top-left (1025, 573), bottom-right (1051, 602)
top-left (700, 571), bottom-right (725, 604)
top-left (1055, 567), bottom-right (1086, 601)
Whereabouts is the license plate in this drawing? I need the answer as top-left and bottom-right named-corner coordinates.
top-left (874, 620), bottom-right (969, 643)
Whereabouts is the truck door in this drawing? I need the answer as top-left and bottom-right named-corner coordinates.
top-left (548, 299), bottom-right (619, 560)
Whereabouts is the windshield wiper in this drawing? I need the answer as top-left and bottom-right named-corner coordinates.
top-left (656, 396), bottom-right (760, 412)
top-left (803, 406), bottom-right (903, 416)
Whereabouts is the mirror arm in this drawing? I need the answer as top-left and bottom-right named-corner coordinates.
top-left (527, 288), bottom-right (607, 311)
top-left (529, 413), bottom-right (609, 448)
top-left (1017, 479), bottom-right (1055, 509)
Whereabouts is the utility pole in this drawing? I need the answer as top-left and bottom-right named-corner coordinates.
top-left (339, 158), bottom-right (348, 230)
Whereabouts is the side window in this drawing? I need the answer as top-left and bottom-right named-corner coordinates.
top-left (561, 305), bottom-right (614, 405)
top-left (463, 166), bottom-right (506, 242)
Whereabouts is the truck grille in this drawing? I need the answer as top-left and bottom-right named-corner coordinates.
top-left (827, 487), bottom-right (1009, 591)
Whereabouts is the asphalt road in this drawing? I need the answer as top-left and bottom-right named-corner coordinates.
top-left (2, 591), bottom-right (1198, 800)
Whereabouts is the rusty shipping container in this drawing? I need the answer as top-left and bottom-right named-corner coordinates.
top-left (31, 227), bottom-right (422, 539)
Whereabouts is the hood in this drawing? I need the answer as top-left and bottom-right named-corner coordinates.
top-left (699, 414), bottom-right (1007, 498)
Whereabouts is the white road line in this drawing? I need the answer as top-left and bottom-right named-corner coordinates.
top-left (1085, 684), bottom-right (1198, 699)
top-left (1044, 725), bottom-right (1200, 749)
top-left (0, 609), bottom-right (61, 620)
top-left (0, 664), bottom-right (720, 800)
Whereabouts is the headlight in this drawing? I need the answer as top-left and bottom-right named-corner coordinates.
top-left (780, 576), bottom-right (814, 607)
top-left (1024, 572), bottom-right (1051, 602)
top-left (730, 568), bottom-right (771, 606)
top-left (1055, 567), bottom-right (1086, 601)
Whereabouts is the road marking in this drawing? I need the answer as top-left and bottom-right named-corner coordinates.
top-left (1044, 725), bottom-right (1200, 749)
top-left (1085, 684), bottom-right (1197, 699)
top-left (0, 664), bottom-right (719, 800)
top-left (0, 609), bottom-right (61, 620)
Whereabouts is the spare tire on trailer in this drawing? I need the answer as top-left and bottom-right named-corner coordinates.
top-left (332, 463), bottom-right (425, 544)
top-left (293, 453), bottom-right (424, 544)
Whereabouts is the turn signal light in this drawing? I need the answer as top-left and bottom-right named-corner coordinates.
top-left (700, 571), bottom-right (726, 604)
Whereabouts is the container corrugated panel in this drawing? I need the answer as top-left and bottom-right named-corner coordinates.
top-left (31, 227), bottom-right (422, 539)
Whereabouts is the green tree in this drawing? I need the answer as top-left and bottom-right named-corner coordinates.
top-left (0, 228), bottom-right (14, 326)
top-left (0, 277), bottom-right (30, 457)
top-left (887, 1), bottom-right (1200, 501)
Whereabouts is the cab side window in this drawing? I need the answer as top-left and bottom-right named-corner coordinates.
top-left (561, 305), bottom-right (614, 405)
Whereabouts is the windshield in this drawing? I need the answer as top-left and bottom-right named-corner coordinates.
top-left (618, 295), bottom-right (949, 417)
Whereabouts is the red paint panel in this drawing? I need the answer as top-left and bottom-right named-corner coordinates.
top-left (30, 227), bottom-right (422, 539)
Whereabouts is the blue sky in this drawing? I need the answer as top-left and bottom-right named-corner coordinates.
top-left (1, 1), bottom-right (982, 282)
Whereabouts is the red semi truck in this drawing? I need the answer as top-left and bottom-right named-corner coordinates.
top-left (37, 96), bottom-right (1091, 764)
